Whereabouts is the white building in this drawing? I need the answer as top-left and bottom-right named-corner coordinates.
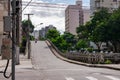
top-left (90, 0), bottom-right (120, 15)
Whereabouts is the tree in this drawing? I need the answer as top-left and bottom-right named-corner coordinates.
top-left (90, 8), bottom-right (110, 49)
top-left (46, 29), bottom-right (60, 40)
top-left (61, 32), bottom-right (77, 51)
top-left (106, 8), bottom-right (120, 52)
top-left (52, 36), bottom-right (68, 52)
top-left (75, 39), bottom-right (88, 51)
top-left (20, 20), bottom-right (34, 54)
top-left (22, 20), bottom-right (34, 36)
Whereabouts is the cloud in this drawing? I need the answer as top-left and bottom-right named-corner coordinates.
top-left (30, 8), bottom-right (65, 18)
top-left (22, 0), bottom-right (66, 32)
top-left (22, 0), bottom-right (90, 33)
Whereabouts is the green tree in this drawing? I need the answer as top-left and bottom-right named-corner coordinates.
top-left (22, 20), bottom-right (34, 35)
top-left (62, 32), bottom-right (77, 51)
top-left (106, 8), bottom-right (120, 52)
top-left (46, 29), bottom-right (60, 40)
top-left (75, 39), bottom-right (88, 50)
top-left (52, 36), bottom-right (68, 52)
top-left (20, 20), bottom-right (34, 54)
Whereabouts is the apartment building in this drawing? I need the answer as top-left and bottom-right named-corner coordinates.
top-left (39, 25), bottom-right (56, 38)
top-left (0, 0), bottom-right (9, 54)
top-left (83, 8), bottom-right (90, 24)
top-left (65, 0), bottom-right (83, 35)
top-left (90, 0), bottom-right (120, 14)
top-left (0, 0), bottom-right (22, 56)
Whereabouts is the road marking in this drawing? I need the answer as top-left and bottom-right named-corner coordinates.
top-left (86, 76), bottom-right (98, 80)
top-left (104, 76), bottom-right (120, 80)
top-left (65, 77), bottom-right (75, 80)
top-left (45, 69), bottom-right (82, 71)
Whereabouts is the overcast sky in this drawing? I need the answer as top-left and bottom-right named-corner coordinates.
top-left (22, 0), bottom-right (90, 33)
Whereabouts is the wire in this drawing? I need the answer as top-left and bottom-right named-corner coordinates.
top-left (0, 33), bottom-right (12, 78)
top-left (22, 0), bottom-right (33, 12)
top-left (3, 60), bottom-right (12, 78)
top-left (0, 59), bottom-right (11, 78)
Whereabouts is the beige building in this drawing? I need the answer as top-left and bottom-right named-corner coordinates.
top-left (0, 0), bottom-right (22, 55)
top-left (65, 0), bottom-right (83, 35)
top-left (0, 0), bottom-right (9, 54)
top-left (90, 0), bottom-right (120, 14)
top-left (83, 8), bottom-right (90, 24)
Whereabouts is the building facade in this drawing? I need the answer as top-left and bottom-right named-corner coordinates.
top-left (39, 25), bottom-right (56, 38)
top-left (0, 0), bottom-right (22, 56)
top-left (83, 8), bottom-right (90, 24)
top-left (65, 0), bottom-right (83, 35)
top-left (0, 0), bottom-right (9, 54)
top-left (90, 0), bottom-right (120, 14)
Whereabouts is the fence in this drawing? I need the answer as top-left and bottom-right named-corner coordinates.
top-left (47, 40), bottom-right (120, 64)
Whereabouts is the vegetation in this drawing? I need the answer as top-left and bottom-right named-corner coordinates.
top-left (20, 19), bottom-right (35, 54)
top-left (104, 59), bottom-right (112, 64)
top-left (46, 8), bottom-right (120, 64)
top-left (76, 8), bottom-right (120, 52)
top-left (46, 29), bottom-right (77, 52)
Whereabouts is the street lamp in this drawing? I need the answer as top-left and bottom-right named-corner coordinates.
top-left (34, 23), bottom-right (43, 39)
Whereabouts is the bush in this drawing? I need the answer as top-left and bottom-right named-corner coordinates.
top-left (86, 48), bottom-right (93, 52)
top-left (104, 59), bottom-right (112, 64)
top-left (20, 37), bottom-right (27, 54)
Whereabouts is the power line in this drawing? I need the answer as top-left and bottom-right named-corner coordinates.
top-left (22, 0), bottom-right (33, 12)
top-left (22, 2), bottom-right (67, 9)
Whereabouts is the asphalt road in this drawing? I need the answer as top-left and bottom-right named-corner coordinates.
top-left (30, 41), bottom-right (120, 80)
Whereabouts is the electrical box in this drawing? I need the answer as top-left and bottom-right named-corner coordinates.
top-left (1, 38), bottom-right (12, 59)
top-left (3, 16), bottom-right (12, 32)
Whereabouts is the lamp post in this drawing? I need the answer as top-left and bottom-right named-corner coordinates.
top-left (24, 14), bottom-right (33, 59)
top-left (34, 23), bottom-right (43, 40)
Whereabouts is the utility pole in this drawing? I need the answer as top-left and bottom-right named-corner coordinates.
top-left (12, 0), bottom-right (16, 80)
top-left (24, 14), bottom-right (33, 59)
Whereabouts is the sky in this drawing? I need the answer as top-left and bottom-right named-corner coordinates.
top-left (22, 0), bottom-right (90, 33)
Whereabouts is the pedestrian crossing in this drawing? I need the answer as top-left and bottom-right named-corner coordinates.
top-left (104, 76), bottom-right (120, 80)
top-left (86, 76), bottom-right (98, 80)
top-left (65, 76), bottom-right (120, 80)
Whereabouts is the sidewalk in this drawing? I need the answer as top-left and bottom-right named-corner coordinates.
top-left (0, 54), bottom-right (32, 71)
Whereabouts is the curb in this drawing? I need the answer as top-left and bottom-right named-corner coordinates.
top-left (46, 40), bottom-right (120, 71)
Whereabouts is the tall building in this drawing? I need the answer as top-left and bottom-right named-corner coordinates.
top-left (0, 0), bottom-right (22, 57)
top-left (65, 0), bottom-right (83, 35)
top-left (39, 25), bottom-right (56, 38)
top-left (90, 0), bottom-right (120, 14)
top-left (83, 8), bottom-right (90, 24)
top-left (0, 0), bottom-right (9, 54)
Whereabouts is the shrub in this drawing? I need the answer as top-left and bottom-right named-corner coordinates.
top-left (104, 59), bottom-right (112, 64)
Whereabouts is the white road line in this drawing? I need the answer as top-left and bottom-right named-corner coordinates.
top-left (104, 76), bottom-right (120, 80)
top-left (86, 76), bottom-right (98, 80)
top-left (65, 77), bottom-right (75, 80)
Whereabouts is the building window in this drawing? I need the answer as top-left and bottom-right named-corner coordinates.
top-left (95, 1), bottom-right (100, 8)
top-left (113, 0), bottom-right (117, 2)
top-left (96, 0), bottom-right (100, 2)
top-left (119, 1), bottom-right (120, 7)
top-left (101, 0), bottom-right (104, 2)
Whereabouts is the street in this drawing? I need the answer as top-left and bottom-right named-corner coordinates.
top-left (30, 41), bottom-right (120, 80)
top-left (0, 41), bottom-right (120, 80)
